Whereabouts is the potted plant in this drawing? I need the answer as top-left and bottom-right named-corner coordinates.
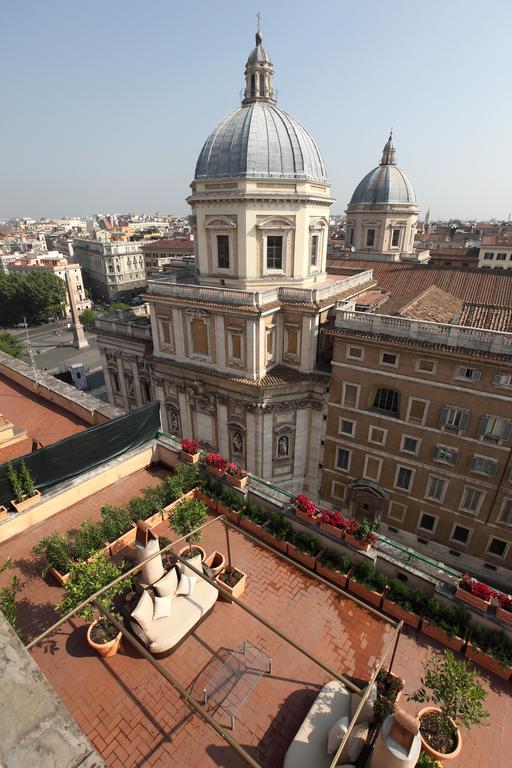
top-left (287, 531), bottom-right (322, 570)
top-left (316, 548), bottom-right (351, 587)
top-left (180, 438), bottom-right (200, 463)
top-left (33, 532), bottom-right (73, 585)
top-left (416, 754), bottom-right (442, 768)
top-left (291, 494), bottom-right (317, 524)
top-left (465, 624), bottom-right (512, 680)
top-left (205, 452), bottom-right (227, 478)
top-left (225, 462), bottom-right (248, 490)
top-left (72, 520), bottom-right (108, 562)
top-left (203, 550), bottom-right (226, 577)
top-left (348, 561), bottom-right (386, 608)
top-left (57, 552), bottom-right (130, 657)
top-left (101, 504), bottom-right (135, 556)
top-left (409, 649), bottom-right (488, 762)
top-left (382, 579), bottom-right (426, 629)
top-left (169, 497), bottom-right (208, 561)
top-left (216, 566), bottom-right (247, 602)
top-left (373, 668), bottom-right (405, 723)
top-left (421, 599), bottom-right (468, 653)
top-left (345, 517), bottom-right (378, 551)
top-left (262, 512), bottom-right (292, 554)
top-left (317, 509), bottom-right (347, 539)
top-left (496, 593), bottom-right (512, 626)
top-left (455, 572), bottom-right (494, 612)
top-left (216, 486), bottom-right (244, 520)
top-left (7, 461), bottom-right (41, 513)
top-left (239, 501), bottom-right (268, 537)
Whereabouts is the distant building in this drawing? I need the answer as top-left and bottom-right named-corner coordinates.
top-left (142, 239), bottom-right (195, 276)
top-left (427, 246), bottom-right (479, 268)
top-left (73, 239), bottom-right (146, 301)
top-left (7, 253), bottom-right (91, 317)
top-left (478, 236), bottom-right (512, 270)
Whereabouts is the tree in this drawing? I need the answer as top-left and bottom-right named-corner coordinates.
top-left (79, 308), bottom-right (97, 330)
top-left (0, 271), bottom-right (66, 325)
top-left (169, 498), bottom-right (208, 556)
top-left (0, 331), bottom-right (23, 358)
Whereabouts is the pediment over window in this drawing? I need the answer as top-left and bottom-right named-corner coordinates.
top-left (257, 216), bottom-right (294, 230)
top-left (205, 216), bottom-right (237, 229)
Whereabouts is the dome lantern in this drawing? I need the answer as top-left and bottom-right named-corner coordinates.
top-left (243, 31), bottom-right (276, 105)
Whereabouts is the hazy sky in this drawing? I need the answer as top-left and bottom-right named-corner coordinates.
top-left (2, 0), bottom-right (510, 221)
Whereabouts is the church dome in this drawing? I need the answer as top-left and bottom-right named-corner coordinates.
top-left (194, 32), bottom-right (327, 184)
top-left (349, 134), bottom-right (416, 206)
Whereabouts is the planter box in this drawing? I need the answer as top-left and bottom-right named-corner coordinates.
top-left (496, 606), bottom-right (512, 626)
top-left (145, 510), bottom-right (164, 528)
top-left (195, 491), bottom-right (218, 513)
top-left (348, 578), bottom-right (383, 608)
top-left (48, 565), bottom-right (71, 586)
top-left (225, 508), bottom-right (240, 525)
top-left (180, 450), bottom-right (200, 464)
top-left (109, 523), bottom-right (137, 556)
top-left (225, 474), bottom-right (248, 490)
top-left (293, 507), bottom-right (317, 525)
top-left (345, 532), bottom-right (372, 552)
top-left (420, 619), bottom-right (463, 652)
top-left (163, 489), bottom-right (198, 518)
top-left (287, 543), bottom-right (320, 570)
top-left (216, 568), bottom-right (247, 602)
top-left (455, 585), bottom-right (491, 612)
top-left (0, 506), bottom-right (8, 521)
top-left (319, 520), bottom-right (344, 539)
top-left (10, 489), bottom-right (41, 514)
top-left (262, 529), bottom-right (288, 554)
top-left (465, 642), bottom-right (512, 680)
top-left (206, 466), bottom-right (225, 478)
top-left (239, 518), bottom-right (264, 537)
top-left (382, 597), bottom-right (420, 629)
top-left (316, 560), bottom-right (349, 588)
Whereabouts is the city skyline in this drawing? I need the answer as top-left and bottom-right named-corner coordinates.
top-left (1, 0), bottom-right (510, 221)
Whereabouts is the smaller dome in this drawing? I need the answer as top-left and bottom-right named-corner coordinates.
top-left (350, 165), bottom-right (416, 205)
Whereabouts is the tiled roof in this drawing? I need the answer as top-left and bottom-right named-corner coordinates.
top-left (396, 286), bottom-right (463, 324)
top-left (460, 304), bottom-right (512, 333)
top-left (481, 235), bottom-right (512, 247)
top-left (327, 260), bottom-right (512, 308)
top-left (143, 239), bottom-right (194, 252)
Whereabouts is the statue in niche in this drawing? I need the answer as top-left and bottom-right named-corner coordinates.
top-left (169, 411), bottom-right (180, 435)
top-left (232, 431), bottom-right (243, 455)
top-left (278, 435), bottom-right (289, 458)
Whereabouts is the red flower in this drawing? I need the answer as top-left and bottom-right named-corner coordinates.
top-left (205, 453), bottom-right (227, 471)
top-left (318, 509), bottom-right (347, 529)
top-left (226, 463), bottom-right (247, 479)
top-left (460, 572), bottom-right (496, 601)
top-left (498, 593), bottom-right (512, 612)
top-left (345, 518), bottom-right (360, 535)
top-left (291, 494), bottom-right (317, 517)
top-left (181, 438), bottom-right (199, 455)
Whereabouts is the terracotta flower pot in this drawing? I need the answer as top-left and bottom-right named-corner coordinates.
top-left (178, 544), bottom-right (206, 563)
top-left (261, 529), bottom-right (288, 554)
top-left (382, 597), bottom-right (420, 629)
top-left (226, 508), bottom-right (241, 525)
top-left (225, 474), bottom-right (248, 490)
top-left (287, 543), bottom-right (319, 570)
top-left (420, 619), bottom-right (463, 652)
top-left (87, 621), bottom-right (122, 658)
top-left (417, 706), bottom-right (461, 762)
top-left (496, 606), bottom-right (512, 626)
top-left (207, 466), bottom-right (225, 478)
top-left (345, 532), bottom-right (372, 552)
top-left (293, 507), bottom-right (317, 525)
top-left (316, 560), bottom-right (349, 588)
top-left (455, 585), bottom-right (491, 612)
top-left (319, 520), bottom-right (345, 539)
top-left (0, 505), bottom-right (8, 521)
top-left (239, 517), bottom-right (264, 537)
top-left (465, 642), bottom-right (512, 680)
top-left (48, 565), bottom-right (71, 586)
top-left (10, 489), bottom-right (41, 514)
top-left (215, 567), bottom-right (247, 602)
top-left (348, 578), bottom-right (383, 608)
top-left (180, 449), bottom-right (200, 464)
top-left (203, 550), bottom-right (226, 577)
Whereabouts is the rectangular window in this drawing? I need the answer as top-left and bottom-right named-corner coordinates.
top-left (347, 345), bottom-right (363, 360)
top-left (311, 235), bottom-right (319, 267)
top-left (499, 498), bottom-right (512, 525)
top-left (440, 406), bottom-right (469, 432)
top-left (391, 229), bottom-right (400, 247)
top-left (426, 476), bottom-right (446, 502)
top-left (487, 537), bottom-right (508, 558)
top-left (266, 326), bottom-right (275, 361)
top-left (381, 352), bottom-right (398, 366)
top-left (407, 398), bottom-right (428, 425)
top-left (455, 367), bottom-right (481, 382)
top-left (451, 525), bottom-right (471, 544)
top-left (401, 435), bottom-right (419, 455)
top-left (460, 486), bottom-right (484, 514)
top-left (372, 387), bottom-right (399, 415)
top-left (342, 383), bottom-right (360, 408)
top-left (416, 358), bottom-right (437, 374)
top-left (395, 466), bottom-right (413, 491)
top-left (286, 328), bottom-right (299, 356)
top-left (339, 418), bottom-right (355, 436)
top-left (418, 513), bottom-right (436, 532)
top-left (388, 501), bottom-right (406, 522)
top-left (216, 235), bottom-right (230, 269)
top-left (111, 372), bottom-right (120, 393)
top-left (493, 373), bottom-right (512, 388)
top-left (191, 318), bottom-right (209, 356)
top-left (336, 447), bottom-right (350, 472)
top-left (432, 445), bottom-right (458, 465)
top-left (478, 415), bottom-right (512, 442)
top-left (363, 455), bottom-right (382, 481)
top-left (469, 455), bottom-right (498, 476)
top-left (266, 235), bottom-right (283, 269)
top-left (366, 228), bottom-right (375, 247)
top-left (347, 227), bottom-right (354, 246)
top-left (483, 252), bottom-right (494, 260)
top-left (497, 253), bottom-right (507, 261)
top-left (230, 333), bottom-right (242, 361)
top-left (368, 425), bottom-right (386, 445)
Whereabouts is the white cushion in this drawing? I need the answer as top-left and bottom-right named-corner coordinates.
top-left (154, 567), bottom-right (178, 597)
top-left (327, 715), bottom-right (348, 755)
top-left (176, 574), bottom-right (198, 596)
top-left (178, 553), bottom-right (203, 578)
top-left (131, 589), bottom-right (154, 634)
top-left (153, 594), bottom-right (172, 621)
top-left (350, 682), bottom-right (377, 724)
top-left (339, 722), bottom-right (369, 763)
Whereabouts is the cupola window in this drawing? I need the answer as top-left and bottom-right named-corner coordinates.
top-left (391, 229), bottom-right (400, 247)
top-left (311, 235), bottom-right (319, 267)
top-left (216, 235), bottom-right (230, 269)
top-left (366, 229), bottom-right (375, 247)
top-left (266, 235), bottom-right (283, 269)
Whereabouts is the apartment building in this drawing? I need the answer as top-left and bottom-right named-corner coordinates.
top-left (320, 305), bottom-right (512, 581)
top-left (142, 238), bottom-right (195, 276)
top-left (73, 238), bottom-right (146, 301)
top-left (7, 253), bottom-right (91, 317)
top-left (478, 236), bottom-right (512, 270)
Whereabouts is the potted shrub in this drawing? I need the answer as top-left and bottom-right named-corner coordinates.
top-left (101, 504), bottom-right (135, 555)
top-left (416, 754), bottom-right (442, 768)
top-left (465, 624), bottom-right (512, 680)
top-left (169, 497), bottom-right (208, 561)
top-left (421, 599), bottom-right (468, 653)
top-left (374, 668), bottom-right (405, 723)
top-left (287, 531), bottom-right (322, 569)
top-left (203, 550), bottom-right (226, 577)
top-left (239, 501), bottom-right (268, 537)
top-left (197, 475), bottom-right (223, 514)
top-left (291, 494), bottom-right (317, 524)
top-left (455, 572), bottom-right (494, 612)
top-left (216, 486), bottom-right (244, 519)
top-left (316, 548), bottom-right (351, 587)
top-left (57, 552), bottom-right (130, 658)
top-left (180, 438), bottom-right (200, 463)
top-left (382, 579), bottom-right (425, 629)
top-left (409, 649), bottom-right (488, 762)
top-left (345, 517), bottom-right (378, 551)
top-left (348, 561), bottom-right (386, 608)
top-left (33, 532), bottom-right (73, 585)
top-left (216, 566), bottom-right (247, 602)
top-left (317, 509), bottom-right (347, 539)
top-left (205, 452), bottom-right (227, 478)
top-left (262, 512), bottom-right (292, 554)
top-left (496, 593), bottom-right (512, 626)
top-left (72, 520), bottom-right (108, 562)
top-left (225, 462), bottom-right (248, 490)
top-left (7, 461), bottom-right (41, 513)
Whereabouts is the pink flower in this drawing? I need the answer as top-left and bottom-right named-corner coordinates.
top-left (181, 438), bottom-right (199, 455)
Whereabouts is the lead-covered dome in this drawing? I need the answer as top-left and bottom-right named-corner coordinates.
top-left (194, 32), bottom-right (327, 184)
top-left (349, 133), bottom-right (416, 206)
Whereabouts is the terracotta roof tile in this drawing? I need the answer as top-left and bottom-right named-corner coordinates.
top-left (460, 304), bottom-right (512, 332)
top-left (396, 286), bottom-right (463, 324)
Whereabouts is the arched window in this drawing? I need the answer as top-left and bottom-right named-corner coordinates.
top-left (259, 73), bottom-right (265, 96)
top-left (251, 73), bottom-right (256, 97)
top-left (372, 388), bottom-right (399, 416)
